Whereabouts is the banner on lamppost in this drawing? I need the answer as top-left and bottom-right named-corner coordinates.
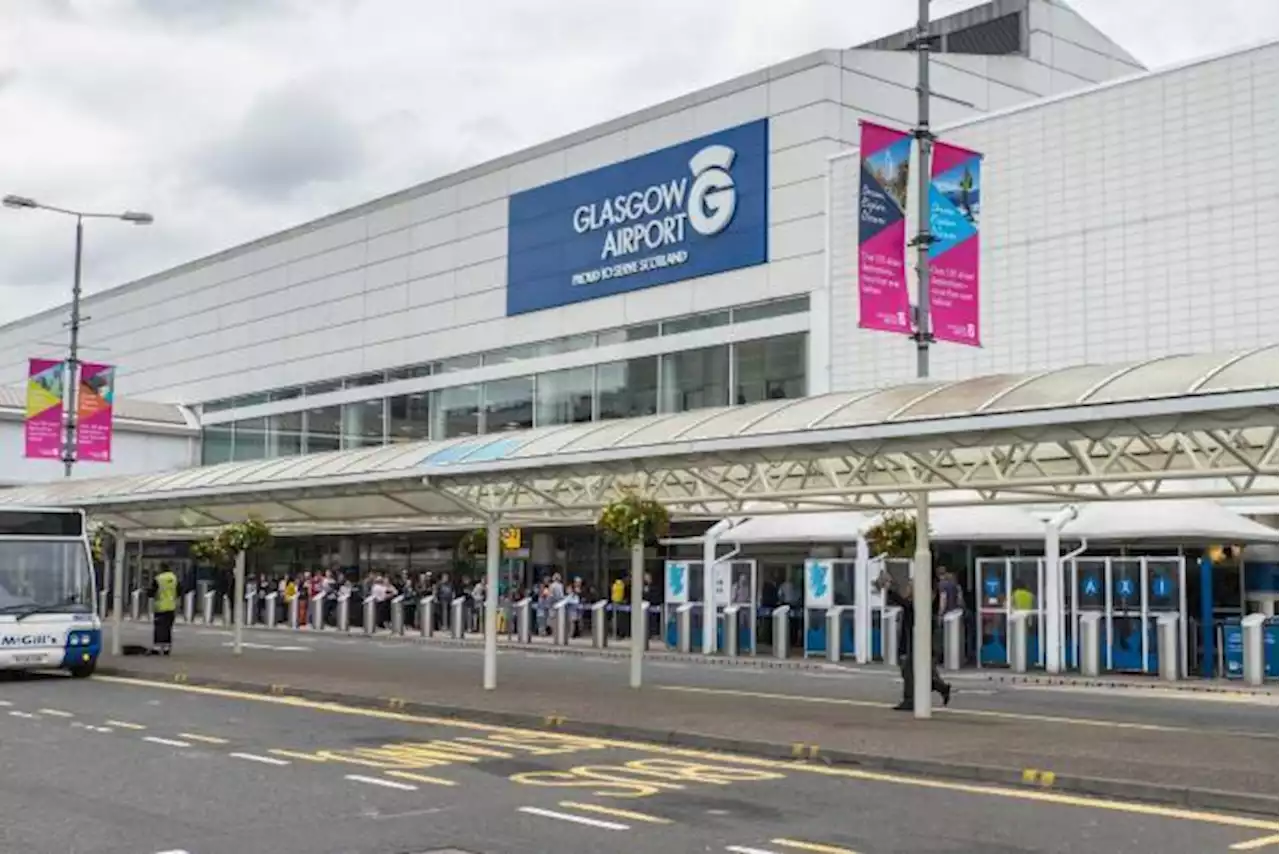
top-left (75, 362), bottom-right (116, 462)
top-left (928, 140), bottom-right (983, 347)
top-left (24, 358), bottom-right (65, 460)
top-left (856, 121), bottom-right (913, 335)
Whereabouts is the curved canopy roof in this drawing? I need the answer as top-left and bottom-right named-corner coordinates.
top-left (0, 346), bottom-right (1274, 535)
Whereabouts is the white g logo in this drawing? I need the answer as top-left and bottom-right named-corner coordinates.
top-left (687, 144), bottom-right (737, 237)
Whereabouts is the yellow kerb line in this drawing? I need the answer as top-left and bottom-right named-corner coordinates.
top-left (1231, 833), bottom-right (1280, 850)
top-left (773, 839), bottom-right (860, 854)
top-left (559, 801), bottom-right (671, 824)
top-left (385, 770), bottom-right (457, 786)
top-left (93, 676), bottom-right (1280, 834)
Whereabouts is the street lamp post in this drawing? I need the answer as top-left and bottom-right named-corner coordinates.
top-left (3, 194), bottom-right (153, 478)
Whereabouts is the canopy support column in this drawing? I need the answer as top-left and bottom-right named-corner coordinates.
top-left (913, 492), bottom-right (933, 720)
top-left (1043, 505), bottom-right (1078, 674)
top-left (232, 550), bottom-right (245, 656)
top-left (855, 534), bottom-right (871, 664)
top-left (702, 519), bottom-right (732, 655)
top-left (110, 534), bottom-right (126, 656)
top-left (630, 540), bottom-right (644, 689)
top-left (483, 519), bottom-right (500, 691)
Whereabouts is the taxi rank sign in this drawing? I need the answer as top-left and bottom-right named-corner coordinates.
top-left (505, 119), bottom-right (769, 315)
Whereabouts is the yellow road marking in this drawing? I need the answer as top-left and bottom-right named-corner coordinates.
top-left (386, 770), bottom-right (457, 787)
top-left (93, 675), bottom-right (1280, 833)
top-left (179, 733), bottom-right (229, 745)
top-left (104, 719), bottom-right (146, 730)
top-left (773, 840), bottom-right (860, 854)
top-left (560, 801), bottom-right (672, 824)
top-left (38, 708), bottom-right (74, 718)
top-left (656, 685), bottom-right (1244, 736)
top-left (1231, 833), bottom-right (1280, 850)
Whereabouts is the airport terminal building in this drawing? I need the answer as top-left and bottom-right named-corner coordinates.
top-left (0, 1), bottom-right (1276, 586)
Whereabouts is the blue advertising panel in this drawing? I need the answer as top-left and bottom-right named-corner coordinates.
top-left (506, 119), bottom-right (769, 315)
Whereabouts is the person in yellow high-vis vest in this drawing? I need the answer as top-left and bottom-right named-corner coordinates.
top-left (149, 564), bottom-right (179, 656)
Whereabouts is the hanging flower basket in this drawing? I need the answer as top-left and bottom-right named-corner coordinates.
top-left (457, 528), bottom-right (486, 558)
top-left (596, 493), bottom-right (670, 547)
top-left (88, 521), bottom-right (110, 565)
top-left (865, 509), bottom-right (919, 559)
top-left (190, 537), bottom-right (232, 569)
top-left (216, 517), bottom-right (272, 556)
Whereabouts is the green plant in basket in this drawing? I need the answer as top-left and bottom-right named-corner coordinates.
top-left (865, 509), bottom-right (921, 558)
top-left (596, 492), bottom-right (670, 546)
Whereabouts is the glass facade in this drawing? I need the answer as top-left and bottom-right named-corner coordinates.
top-left (201, 330), bottom-right (810, 461)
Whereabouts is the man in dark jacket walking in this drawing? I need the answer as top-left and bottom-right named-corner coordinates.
top-left (876, 569), bottom-right (951, 711)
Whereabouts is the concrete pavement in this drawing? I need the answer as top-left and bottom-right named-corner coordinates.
top-left (0, 674), bottom-right (1276, 854)
top-left (97, 622), bottom-right (1279, 814)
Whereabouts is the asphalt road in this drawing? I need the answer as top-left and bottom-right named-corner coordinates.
top-left (122, 622), bottom-right (1278, 737)
top-left (0, 673), bottom-right (1276, 854)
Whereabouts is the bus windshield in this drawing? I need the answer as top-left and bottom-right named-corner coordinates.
top-left (0, 541), bottom-right (94, 614)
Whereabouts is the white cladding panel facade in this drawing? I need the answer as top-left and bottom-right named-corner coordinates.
top-left (0, 422), bottom-right (196, 486)
top-left (828, 42), bottom-right (1280, 391)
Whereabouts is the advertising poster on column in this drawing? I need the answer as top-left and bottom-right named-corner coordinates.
top-left (856, 121), bottom-right (913, 335)
top-left (75, 362), bottom-right (116, 462)
top-left (24, 358), bottom-right (64, 460)
top-left (928, 140), bottom-right (983, 346)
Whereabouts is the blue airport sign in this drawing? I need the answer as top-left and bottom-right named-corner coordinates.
top-left (506, 119), bottom-right (769, 315)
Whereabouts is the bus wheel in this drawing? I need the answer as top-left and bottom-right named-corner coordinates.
top-left (69, 662), bottom-right (97, 679)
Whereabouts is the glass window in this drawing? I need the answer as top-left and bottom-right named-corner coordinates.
top-left (660, 345), bottom-right (729, 413)
top-left (662, 311), bottom-right (730, 336)
top-left (203, 398), bottom-right (233, 414)
top-left (536, 367), bottom-right (594, 427)
top-left (387, 363), bottom-right (431, 381)
top-left (598, 356), bottom-right (658, 420)
top-left (483, 376), bottom-right (534, 432)
top-left (435, 354), bottom-right (482, 373)
top-left (597, 324), bottom-right (658, 346)
top-left (237, 392), bottom-right (269, 408)
top-left (388, 392), bottom-right (430, 443)
top-left (733, 333), bottom-right (808, 405)
top-left (432, 386), bottom-right (480, 438)
top-left (201, 426), bottom-right (233, 464)
top-left (731, 295), bottom-right (810, 324)
top-left (342, 399), bottom-right (385, 448)
top-left (485, 344), bottom-right (538, 365)
top-left (536, 334), bottom-right (597, 356)
top-left (345, 372), bottom-right (384, 389)
top-left (267, 410), bottom-right (303, 458)
top-left (268, 387), bottom-right (301, 402)
top-left (232, 417), bottom-right (267, 461)
top-left (304, 380), bottom-right (341, 396)
top-left (305, 405), bottom-right (341, 453)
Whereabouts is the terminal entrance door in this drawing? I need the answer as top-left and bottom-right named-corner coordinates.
top-left (803, 559), bottom-right (857, 657)
top-left (1066, 556), bottom-right (1187, 674)
top-left (663, 559), bottom-right (757, 653)
top-left (976, 557), bottom-right (1044, 668)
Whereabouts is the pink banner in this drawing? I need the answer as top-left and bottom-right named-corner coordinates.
top-left (856, 121), bottom-right (913, 335)
top-left (928, 140), bottom-right (983, 347)
top-left (76, 362), bottom-right (116, 463)
top-left (24, 358), bottom-right (65, 460)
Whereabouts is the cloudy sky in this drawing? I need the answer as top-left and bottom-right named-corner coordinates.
top-left (1, 0), bottom-right (1274, 326)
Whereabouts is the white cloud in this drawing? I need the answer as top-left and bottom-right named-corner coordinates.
top-left (0, 0), bottom-right (1274, 327)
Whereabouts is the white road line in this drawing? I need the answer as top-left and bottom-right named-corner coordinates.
top-left (38, 708), bottom-right (74, 718)
top-left (105, 720), bottom-right (146, 730)
top-left (154, 850), bottom-right (191, 854)
top-left (344, 774), bottom-right (418, 791)
top-left (229, 752), bottom-right (290, 766)
top-left (517, 806), bottom-right (629, 830)
top-left (142, 736), bottom-right (191, 748)
top-left (0, 700), bottom-right (12, 707)
top-left (179, 733), bottom-right (230, 745)
top-left (726, 846), bottom-right (780, 854)
top-left (8, 710), bottom-right (38, 719)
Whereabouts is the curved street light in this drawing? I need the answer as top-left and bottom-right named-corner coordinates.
top-left (3, 194), bottom-right (154, 477)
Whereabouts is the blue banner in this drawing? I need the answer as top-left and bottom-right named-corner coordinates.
top-left (506, 119), bottom-right (769, 315)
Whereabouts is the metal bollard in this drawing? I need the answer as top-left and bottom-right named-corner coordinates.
top-left (363, 596), bottom-right (376, 636)
top-left (183, 590), bottom-right (195, 623)
top-left (98, 589), bottom-right (110, 620)
top-left (202, 590), bottom-right (216, 624)
top-left (676, 603), bottom-right (695, 653)
top-left (591, 600), bottom-right (608, 649)
top-left (130, 589), bottom-right (142, 621)
top-left (310, 594), bottom-right (326, 631)
top-left (245, 592), bottom-right (258, 628)
top-left (1078, 611), bottom-right (1102, 676)
top-left (553, 600), bottom-right (571, 646)
top-left (451, 598), bottom-right (466, 640)
top-left (221, 594), bottom-right (232, 627)
top-left (391, 595), bottom-right (405, 636)
top-left (723, 604), bottom-right (741, 657)
top-left (825, 606), bottom-right (846, 663)
top-left (515, 598), bottom-right (532, 644)
top-left (419, 595), bottom-right (436, 638)
top-left (264, 592), bottom-right (279, 629)
top-left (772, 605), bottom-right (791, 660)
top-left (337, 593), bottom-right (351, 633)
top-left (641, 601), bottom-right (651, 650)
top-left (1010, 611), bottom-right (1029, 673)
top-left (1242, 614), bottom-right (1266, 686)
top-left (943, 609), bottom-right (964, 671)
top-left (288, 595), bottom-right (300, 630)
top-left (882, 606), bottom-right (901, 665)
top-left (1156, 613), bottom-right (1179, 682)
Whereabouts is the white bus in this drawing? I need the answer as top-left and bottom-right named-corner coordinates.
top-left (0, 507), bottom-right (100, 678)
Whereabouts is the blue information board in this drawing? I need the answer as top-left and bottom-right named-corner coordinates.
top-left (506, 119), bottom-right (769, 315)
top-left (1223, 621), bottom-right (1244, 679)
